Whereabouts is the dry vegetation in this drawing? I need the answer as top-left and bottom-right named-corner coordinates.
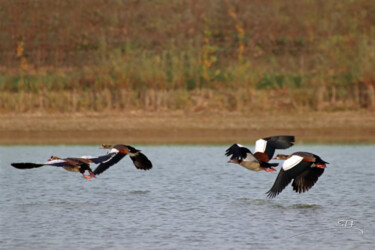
top-left (0, 0), bottom-right (375, 113)
top-left (1, 1), bottom-right (375, 144)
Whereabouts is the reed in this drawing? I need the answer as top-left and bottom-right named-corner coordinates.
top-left (0, 0), bottom-right (374, 113)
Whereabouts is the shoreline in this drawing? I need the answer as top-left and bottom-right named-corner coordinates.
top-left (1, 111), bottom-right (375, 145)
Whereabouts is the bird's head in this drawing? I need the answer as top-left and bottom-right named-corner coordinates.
top-left (48, 155), bottom-right (61, 161)
top-left (273, 154), bottom-right (289, 160)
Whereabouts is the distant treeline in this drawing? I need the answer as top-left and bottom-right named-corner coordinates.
top-left (0, 0), bottom-right (374, 112)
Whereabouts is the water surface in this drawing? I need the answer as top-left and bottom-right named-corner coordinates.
top-left (0, 145), bottom-right (374, 249)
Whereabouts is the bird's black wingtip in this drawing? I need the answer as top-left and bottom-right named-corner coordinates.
top-left (11, 162), bottom-right (44, 169)
top-left (265, 135), bottom-right (295, 149)
top-left (131, 152), bottom-right (153, 170)
top-left (265, 190), bottom-right (277, 199)
top-left (92, 167), bottom-right (108, 175)
top-left (224, 143), bottom-right (237, 156)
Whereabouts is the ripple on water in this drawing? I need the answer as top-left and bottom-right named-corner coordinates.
top-left (288, 203), bottom-right (322, 209)
top-left (236, 197), bottom-right (270, 205)
top-left (235, 197), bottom-right (322, 210)
top-left (128, 190), bottom-right (151, 195)
top-left (1, 145), bottom-right (374, 249)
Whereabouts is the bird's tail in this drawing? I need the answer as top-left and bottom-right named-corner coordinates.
top-left (100, 144), bottom-right (113, 149)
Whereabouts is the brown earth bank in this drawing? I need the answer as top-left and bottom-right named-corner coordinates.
top-left (0, 111), bottom-right (374, 145)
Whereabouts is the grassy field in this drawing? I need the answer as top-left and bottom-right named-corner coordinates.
top-left (1, 0), bottom-right (375, 113)
top-left (1, 111), bottom-right (374, 145)
top-left (1, 1), bottom-right (374, 145)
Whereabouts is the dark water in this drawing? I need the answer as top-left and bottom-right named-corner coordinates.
top-left (0, 145), bottom-right (374, 249)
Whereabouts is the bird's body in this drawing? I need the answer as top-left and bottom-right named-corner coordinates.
top-left (11, 153), bottom-right (115, 180)
top-left (228, 155), bottom-right (277, 172)
top-left (266, 151), bottom-right (328, 198)
top-left (225, 135), bottom-right (295, 172)
top-left (238, 160), bottom-right (265, 172)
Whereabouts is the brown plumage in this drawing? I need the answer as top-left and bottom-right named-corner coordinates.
top-left (93, 144), bottom-right (153, 175)
top-left (11, 153), bottom-right (116, 180)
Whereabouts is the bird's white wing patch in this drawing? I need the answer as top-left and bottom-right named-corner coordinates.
top-left (255, 139), bottom-right (267, 153)
top-left (236, 144), bottom-right (245, 148)
top-left (44, 159), bottom-right (65, 165)
top-left (282, 155), bottom-right (304, 171)
top-left (110, 148), bottom-right (119, 153)
top-left (102, 152), bottom-right (118, 163)
top-left (80, 155), bottom-right (93, 159)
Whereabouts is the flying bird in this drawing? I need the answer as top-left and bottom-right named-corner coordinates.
top-left (93, 144), bottom-right (153, 175)
top-left (11, 153), bottom-right (116, 180)
top-left (266, 152), bottom-right (328, 198)
top-left (225, 135), bottom-right (295, 172)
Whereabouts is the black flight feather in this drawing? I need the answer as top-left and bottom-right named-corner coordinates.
top-left (266, 169), bottom-right (293, 198)
top-left (130, 152), bottom-right (153, 170)
top-left (225, 144), bottom-right (252, 161)
top-left (11, 163), bottom-right (45, 169)
top-left (93, 153), bottom-right (126, 175)
top-left (292, 168), bottom-right (325, 193)
top-left (263, 136), bottom-right (295, 160)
